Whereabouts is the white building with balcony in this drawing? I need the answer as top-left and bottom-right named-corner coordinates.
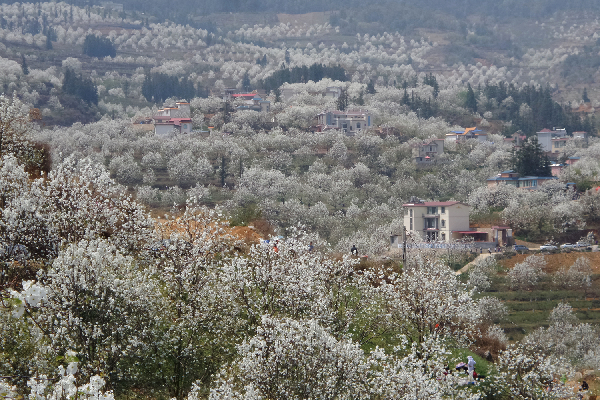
top-left (413, 139), bottom-right (445, 164)
top-left (315, 109), bottom-right (372, 135)
top-left (402, 200), bottom-right (471, 242)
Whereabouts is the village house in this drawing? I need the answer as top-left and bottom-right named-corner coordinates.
top-left (324, 86), bottom-right (343, 99)
top-left (536, 128), bottom-right (570, 154)
top-left (155, 101), bottom-right (190, 118)
top-left (390, 198), bottom-right (512, 247)
top-left (572, 131), bottom-right (589, 142)
top-left (551, 157), bottom-right (581, 177)
top-left (503, 131), bottom-right (526, 147)
top-left (232, 93), bottom-right (271, 112)
top-left (154, 118), bottom-right (193, 135)
top-left (315, 109), bottom-right (372, 135)
top-left (446, 127), bottom-right (488, 142)
top-left (486, 170), bottom-right (557, 188)
top-left (152, 101), bottom-right (192, 135)
top-left (413, 138), bottom-right (445, 164)
top-left (402, 200), bottom-right (471, 242)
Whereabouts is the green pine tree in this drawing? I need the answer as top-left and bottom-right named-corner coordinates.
top-left (356, 90), bottom-right (365, 106)
top-left (512, 137), bottom-right (551, 177)
top-left (336, 89), bottom-right (349, 111)
top-left (274, 87), bottom-right (281, 103)
top-left (465, 83), bottom-right (477, 112)
top-left (402, 88), bottom-right (410, 105)
top-left (582, 88), bottom-right (590, 103)
top-left (21, 54), bottom-right (29, 75)
top-left (366, 79), bottom-right (376, 94)
top-left (242, 71), bottom-right (251, 92)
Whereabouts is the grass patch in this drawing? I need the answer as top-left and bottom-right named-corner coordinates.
top-left (449, 348), bottom-right (492, 377)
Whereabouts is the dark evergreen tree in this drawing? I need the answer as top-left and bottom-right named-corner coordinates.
top-left (21, 54), bottom-right (28, 75)
top-left (483, 81), bottom-right (592, 135)
top-left (274, 87), bottom-right (281, 103)
top-left (82, 34), bottom-right (117, 58)
top-left (355, 90), bottom-right (364, 106)
top-left (583, 87), bottom-right (590, 103)
top-left (366, 79), bottom-right (376, 94)
top-left (512, 137), bottom-right (551, 177)
top-left (261, 63), bottom-right (347, 92)
top-left (336, 89), bottom-right (349, 111)
top-left (402, 88), bottom-right (410, 105)
top-left (241, 71), bottom-right (251, 92)
top-left (465, 83), bottom-right (477, 112)
top-left (141, 73), bottom-right (196, 103)
top-left (62, 68), bottom-right (98, 105)
top-left (423, 73), bottom-right (439, 98)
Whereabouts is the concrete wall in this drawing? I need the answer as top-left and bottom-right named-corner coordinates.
top-left (537, 132), bottom-right (552, 152)
top-left (155, 124), bottom-right (177, 135)
top-left (446, 203), bottom-right (470, 232)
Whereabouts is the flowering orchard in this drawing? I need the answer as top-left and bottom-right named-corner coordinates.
top-left (2, 143), bottom-right (595, 398)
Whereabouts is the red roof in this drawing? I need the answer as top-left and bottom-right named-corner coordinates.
top-left (454, 231), bottom-right (485, 234)
top-left (538, 128), bottom-right (553, 133)
top-left (402, 201), bottom-right (463, 207)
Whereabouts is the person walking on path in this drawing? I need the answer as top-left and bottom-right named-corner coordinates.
top-left (351, 244), bottom-right (358, 255)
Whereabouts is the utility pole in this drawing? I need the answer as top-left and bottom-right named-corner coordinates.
top-left (402, 226), bottom-right (407, 263)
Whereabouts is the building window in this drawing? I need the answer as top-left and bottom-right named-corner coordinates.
top-left (441, 219), bottom-right (445, 227)
top-left (409, 209), bottom-right (413, 217)
top-left (441, 207), bottom-right (445, 214)
top-left (427, 207), bottom-right (438, 214)
top-left (441, 233), bottom-right (446, 241)
top-left (357, 122), bottom-right (361, 129)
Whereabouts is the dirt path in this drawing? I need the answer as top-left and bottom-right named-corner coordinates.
top-left (455, 253), bottom-right (494, 275)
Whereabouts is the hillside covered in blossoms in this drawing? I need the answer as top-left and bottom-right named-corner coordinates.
top-left (1, 0), bottom-right (600, 399)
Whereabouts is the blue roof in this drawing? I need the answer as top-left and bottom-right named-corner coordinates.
top-left (518, 176), bottom-right (557, 180)
top-left (487, 177), bottom-right (519, 181)
top-left (450, 129), bottom-right (483, 134)
top-left (488, 175), bottom-right (557, 181)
